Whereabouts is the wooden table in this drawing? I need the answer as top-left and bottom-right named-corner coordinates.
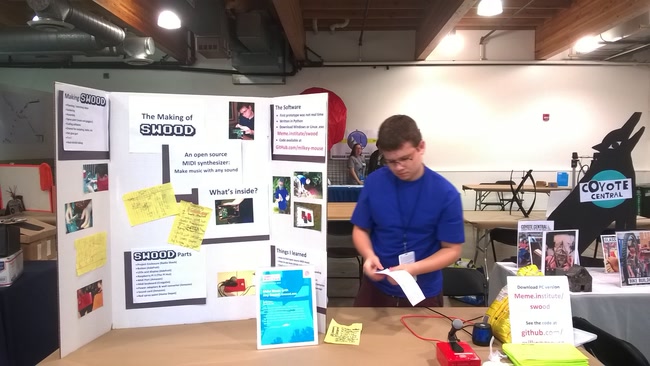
top-left (327, 202), bottom-right (355, 221)
top-left (39, 307), bottom-right (601, 366)
top-left (462, 184), bottom-right (571, 211)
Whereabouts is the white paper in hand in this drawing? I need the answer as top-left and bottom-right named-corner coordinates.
top-left (376, 269), bottom-right (425, 305)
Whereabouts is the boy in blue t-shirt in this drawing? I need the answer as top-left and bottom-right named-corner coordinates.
top-left (350, 115), bottom-right (465, 307)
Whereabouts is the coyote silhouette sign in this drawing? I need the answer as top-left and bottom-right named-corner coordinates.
top-left (549, 112), bottom-right (645, 255)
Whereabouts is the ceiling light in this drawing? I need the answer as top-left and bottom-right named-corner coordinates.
top-left (477, 0), bottom-right (503, 17)
top-left (157, 10), bottom-right (181, 30)
top-left (574, 36), bottom-right (605, 54)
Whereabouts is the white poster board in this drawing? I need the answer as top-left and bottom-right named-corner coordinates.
top-left (55, 84), bottom-right (329, 356)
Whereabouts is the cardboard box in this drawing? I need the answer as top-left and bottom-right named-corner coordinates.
top-left (0, 249), bottom-right (24, 286)
top-left (16, 217), bottom-right (56, 244)
top-left (21, 236), bottom-right (57, 260)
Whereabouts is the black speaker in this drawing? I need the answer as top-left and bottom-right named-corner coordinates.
top-left (0, 224), bottom-right (20, 258)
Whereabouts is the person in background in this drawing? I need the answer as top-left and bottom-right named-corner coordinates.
top-left (350, 115), bottom-right (464, 307)
top-left (347, 143), bottom-right (366, 185)
top-left (367, 145), bottom-right (386, 176)
top-left (235, 103), bottom-right (255, 138)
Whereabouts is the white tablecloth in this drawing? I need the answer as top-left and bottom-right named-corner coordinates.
top-left (489, 262), bottom-right (650, 361)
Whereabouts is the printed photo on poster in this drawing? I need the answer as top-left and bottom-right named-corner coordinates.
top-left (83, 163), bottom-right (109, 193)
top-left (65, 199), bottom-right (93, 233)
top-left (294, 202), bottom-right (322, 232)
top-left (517, 233), bottom-right (532, 267)
top-left (543, 230), bottom-right (578, 274)
top-left (229, 101), bottom-right (255, 140)
top-left (77, 279), bottom-right (103, 318)
top-left (215, 198), bottom-right (254, 225)
top-left (217, 270), bottom-right (256, 297)
top-left (617, 231), bottom-right (650, 286)
top-left (293, 172), bottom-right (323, 199)
top-left (273, 176), bottom-right (291, 214)
top-left (601, 235), bottom-right (619, 273)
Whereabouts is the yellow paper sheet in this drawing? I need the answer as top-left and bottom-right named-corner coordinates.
top-left (324, 318), bottom-right (362, 345)
top-left (168, 201), bottom-right (213, 251)
top-left (75, 232), bottom-right (107, 276)
top-left (122, 183), bottom-right (179, 226)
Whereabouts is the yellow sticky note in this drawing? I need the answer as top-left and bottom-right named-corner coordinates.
top-left (324, 318), bottom-right (362, 346)
top-left (75, 232), bottom-right (107, 276)
top-left (168, 201), bottom-right (213, 251)
top-left (122, 183), bottom-right (179, 226)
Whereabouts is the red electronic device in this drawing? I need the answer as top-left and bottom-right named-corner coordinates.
top-left (436, 341), bottom-right (481, 366)
top-left (224, 278), bottom-right (246, 293)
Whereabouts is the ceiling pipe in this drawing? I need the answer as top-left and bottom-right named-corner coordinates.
top-left (26, 0), bottom-right (126, 46)
top-left (357, 0), bottom-right (371, 61)
top-left (329, 19), bottom-right (350, 34)
top-left (479, 0), bottom-right (537, 60)
top-left (312, 19), bottom-right (318, 34)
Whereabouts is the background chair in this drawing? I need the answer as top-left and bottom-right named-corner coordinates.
top-left (326, 221), bottom-right (363, 293)
top-left (441, 267), bottom-right (488, 306)
top-left (573, 316), bottom-right (650, 366)
top-left (489, 227), bottom-right (518, 263)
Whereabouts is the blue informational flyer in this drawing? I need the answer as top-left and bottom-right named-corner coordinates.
top-left (256, 266), bottom-right (318, 349)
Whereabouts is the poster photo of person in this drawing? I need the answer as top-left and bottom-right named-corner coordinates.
top-left (272, 176), bottom-right (291, 214)
top-left (228, 101), bottom-right (255, 140)
top-left (517, 233), bottom-right (532, 267)
top-left (215, 198), bottom-right (254, 225)
top-left (542, 230), bottom-right (578, 274)
top-left (294, 202), bottom-right (322, 232)
top-left (292, 172), bottom-right (323, 199)
top-left (617, 231), bottom-right (650, 286)
top-left (77, 279), bottom-right (103, 318)
top-left (83, 163), bottom-right (109, 193)
top-left (65, 199), bottom-right (93, 234)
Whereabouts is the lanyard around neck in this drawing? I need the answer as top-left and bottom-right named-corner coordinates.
top-left (395, 175), bottom-right (424, 252)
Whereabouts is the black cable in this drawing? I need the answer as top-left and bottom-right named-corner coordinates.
top-left (426, 307), bottom-right (473, 336)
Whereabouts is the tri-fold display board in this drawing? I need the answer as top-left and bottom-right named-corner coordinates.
top-left (54, 82), bottom-right (329, 356)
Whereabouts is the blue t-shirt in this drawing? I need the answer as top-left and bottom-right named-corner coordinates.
top-left (351, 167), bottom-right (465, 298)
top-left (275, 186), bottom-right (289, 210)
top-left (239, 115), bottom-right (254, 130)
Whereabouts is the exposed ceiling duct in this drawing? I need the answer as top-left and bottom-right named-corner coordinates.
top-left (0, 28), bottom-right (155, 65)
top-left (5, 0), bottom-right (154, 65)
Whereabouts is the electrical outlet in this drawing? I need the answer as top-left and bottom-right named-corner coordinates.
top-left (224, 278), bottom-right (246, 292)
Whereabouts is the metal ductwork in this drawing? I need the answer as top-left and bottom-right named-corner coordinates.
top-left (0, 28), bottom-right (154, 64)
top-left (26, 0), bottom-right (125, 46)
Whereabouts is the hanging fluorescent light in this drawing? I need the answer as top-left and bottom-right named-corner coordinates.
top-left (157, 10), bottom-right (181, 30)
top-left (477, 0), bottom-right (503, 17)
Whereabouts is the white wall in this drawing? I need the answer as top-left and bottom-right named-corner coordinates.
top-left (428, 30), bottom-right (536, 61)
top-left (0, 64), bottom-right (648, 210)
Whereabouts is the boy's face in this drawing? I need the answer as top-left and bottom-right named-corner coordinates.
top-left (278, 180), bottom-right (284, 187)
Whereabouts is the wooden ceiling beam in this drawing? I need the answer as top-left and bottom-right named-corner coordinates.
top-left (272, 0), bottom-right (306, 61)
top-left (301, 0), bottom-right (427, 10)
top-left (456, 25), bottom-right (535, 30)
top-left (92, 0), bottom-right (193, 64)
top-left (415, 0), bottom-right (477, 60)
top-left (535, 0), bottom-right (650, 59)
top-left (0, 1), bottom-right (32, 27)
top-left (303, 9), bottom-right (423, 19)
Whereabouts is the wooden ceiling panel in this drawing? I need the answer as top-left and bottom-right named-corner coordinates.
top-left (463, 8), bottom-right (557, 18)
top-left (0, 1), bottom-right (33, 27)
top-left (535, 0), bottom-right (650, 59)
top-left (300, 0), bottom-right (427, 10)
top-left (501, 0), bottom-right (573, 9)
